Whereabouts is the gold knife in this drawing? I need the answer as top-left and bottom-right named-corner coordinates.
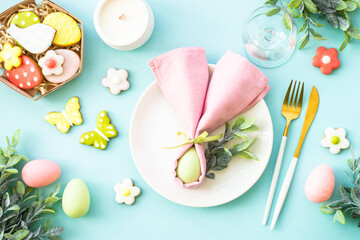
top-left (270, 86), bottom-right (319, 230)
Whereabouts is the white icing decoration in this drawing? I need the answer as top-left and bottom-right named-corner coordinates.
top-left (100, 112), bottom-right (105, 117)
top-left (61, 110), bottom-right (73, 126)
top-left (14, 15), bottom-right (18, 19)
top-left (101, 142), bottom-right (105, 149)
top-left (21, 21), bottom-right (25, 25)
top-left (26, 12), bottom-right (30, 17)
top-left (4, 52), bottom-right (11, 61)
top-left (322, 56), bottom-right (331, 64)
top-left (34, 17), bottom-right (38, 21)
top-left (23, 72), bottom-right (27, 77)
top-left (7, 23), bottom-right (56, 54)
top-left (6, 72), bottom-right (9, 77)
top-left (30, 67), bottom-right (35, 72)
top-left (38, 50), bottom-right (64, 76)
top-left (34, 77), bottom-right (38, 82)
top-left (100, 119), bottom-right (103, 122)
top-left (114, 178), bottom-right (141, 205)
top-left (51, 114), bottom-right (55, 117)
top-left (94, 141), bottom-right (99, 148)
top-left (106, 126), bottom-right (112, 129)
top-left (19, 83), bottom-right (23, 87)
top-left (45, 115), bottom-right (50, 120)
top-left (26, 60), bottom-right (30, 65)
top-left (94, 127), bottom-right (109, 141)
top-left (15, 75), bottom-right (19, 79)
top-left (102, 68), bottom-right (130, 95)
top-left (27, 82), bottom-right (31, 86)
top-left (85, 135), bottom-right (89, 139)
top-left (80, 138), bottom-right (84, 143)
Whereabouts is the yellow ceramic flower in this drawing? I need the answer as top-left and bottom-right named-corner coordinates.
top-left (0, 43), bottom-right (22, 70)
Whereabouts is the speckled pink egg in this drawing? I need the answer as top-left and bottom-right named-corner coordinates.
top-left (22, 159), bottom-right (61, 187)
top-left (305, 164), bottom-right (335, 203)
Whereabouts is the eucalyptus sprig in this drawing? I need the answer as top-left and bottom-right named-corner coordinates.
top-left (0, 130), bottom-right (64, 240)
top-left (265, 0), bottom-right (360, 50)
top-left (320, 149), bottom-right (360, 227)
top-left (205, 116), bottom-right (259, 179)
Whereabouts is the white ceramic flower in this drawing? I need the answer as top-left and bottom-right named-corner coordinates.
top-left (38, 50), bottom-right (64, 76)
top-left (102, 68), bottom-right (130, 95)
top-left (114, 178), bottom-right (140, 205)
top-left (320, 127), bottom-right (350, 154)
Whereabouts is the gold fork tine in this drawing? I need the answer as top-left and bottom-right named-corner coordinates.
top-left (297, 82), bottom-right (304, 109)
top-left (289, 80), bottom-right (298, 108)
top-left (263, 80), bottom-right (305, 226)
top-left (282, 80), bottom-right (293, 107)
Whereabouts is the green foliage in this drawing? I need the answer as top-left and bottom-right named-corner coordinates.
top-left (204, 116), bottom-right (259, 179)
top-left (265, 0), bottom-right (360, 50)
top-left (0, 130), bottom-right (64, 239)
top-left (320, 149), bottom-right (360, 227)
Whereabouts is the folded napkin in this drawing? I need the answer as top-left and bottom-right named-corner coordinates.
top-left (148, 47), bottom-right (270, 188)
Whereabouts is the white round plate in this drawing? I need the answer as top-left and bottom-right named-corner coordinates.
top-left (130, 65), bottom-right (273, 207)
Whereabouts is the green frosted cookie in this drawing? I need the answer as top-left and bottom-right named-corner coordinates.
top-left (10, 11), bottom-right (40, 28)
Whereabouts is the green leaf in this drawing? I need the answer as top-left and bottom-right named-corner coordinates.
top-left (232, 116), bottom-right (245, 130)
top-left (298, 34), bottom-right (310, 49)
top-left (326, 14), bottom-right (339, 28)
top-left (351, 188), bottom-right (360, 206)
top-left (338, 16), bottom-right (350, 31)
top-left (320, 204), bottom-right (336, 214)
top-left (304, 0), bottom-right (318, 13)
top-left (336, 0), bottom-right (348, 10)
top-left (39, 207), bottom-right (56, 214)
top-left (215, 148), bottom-right (232, 167)
top-left (299, 21), bottom-right (308, 33)
top-left (234, 133), bottom-right (249, 139)
top-left (6, 137), bottom-right (11, 147)
top-left (345, 1), bottom-right (357, 11)
top-left (309, 29), bottom-right (327, 40)
top-left (288, 0), bottom-right (302, 8)
top-left (283, 13), bottom-right (292, 30)
top-left (242, 125), bottom-right (260, 133)
top-left (16, 181), bottom-right (25, 197)
top-left (12, 229), bottom-right (29, 240)
top-left (44, 196), bottom-right (61, 207)
top-left (3, 147), bottom-right (15, 158)
top-left (11, 130), bottom-right (20, 148)
top-left (240, 151), bottom-right (259, 161)
top-left (44, 227), bottom-right (65, 237)
top-left (340, 32), bottom-right (351, 51)
top-left (50, 184), bottom-right (60, 197)
top-left (230, 139), bottom-right (254, 154)
top-left (240, 117), bottom-right (256, 130)
top-left (5, 168), bottom-right (18, 174)
top-left (308, 18), bottom-right (324, 27)
top-left (4, 233), bottom-right (12, 239)
top-left (265, 7), bottom-right (281, 17)
top-left (2, 193), bottom-right (10, 208)
top-left (265, 0), bottom-right (278, 5)
top-left (6, 204), bottom-right (20, 212)
top-left (334, 210), bottom-right (346, 224)
top-left (205, 172), bottom-right (215, 179)
top-left (224, 122), bottom-right (231, 137)
top-left (7, 154), bottom-right (23, 167)
top-left (346, 25), bottom-right (360, 39)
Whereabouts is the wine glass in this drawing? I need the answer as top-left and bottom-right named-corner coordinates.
top-left (243, 5), bottom-right (297, 68)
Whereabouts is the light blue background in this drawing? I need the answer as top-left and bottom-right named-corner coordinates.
top-left (1, 0), bottom-right (360, 239)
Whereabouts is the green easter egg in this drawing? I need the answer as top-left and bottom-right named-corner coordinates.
top-left (62, 179), bottom-right (90, 218)
top-left (176, 147), bottom-right (201, 183)
top-left (10, 11), bottom-right (40, 28)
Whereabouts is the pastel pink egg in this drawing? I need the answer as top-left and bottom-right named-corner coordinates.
top-left (304, 164), bottom-right (335, 203)
top-left (22, 159), bottom-right (61, 187)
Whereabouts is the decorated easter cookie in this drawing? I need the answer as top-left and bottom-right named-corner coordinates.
top-left (312, 47), bottom-right (340, 75)
top-left (320, 127), bottom-right (349, 154)
top-left (7, 23), bottom-right (56, 54)
top-left (43, 12), bottom-right (81, 46)
top-left (6, 55), bottom-right (42, 89)
top-left (80, 111), bottom-right (118, 150)
top-left (45, 49), bottom-right (80, 83)
top-left (38, 50), bottom-right (64, 76)
top-left (45, 97), bottom-right (83, 133)
top-left (10, 11), bottom-right (40, 28)
top-left (114, 178), bottom-right (141, 205)
top-left (102, 68), bottom-right (130, 95)
top-left (0, 43), bottom-right (22, 70)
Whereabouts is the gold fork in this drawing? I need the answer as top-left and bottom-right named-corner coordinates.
top-left (263, 80), bottom-right (304, 225)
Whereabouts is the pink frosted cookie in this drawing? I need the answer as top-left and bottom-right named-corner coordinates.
top-left (6, 55), bottom-right (42, 89)
top-left (45, 49), bottom-right (80, 83)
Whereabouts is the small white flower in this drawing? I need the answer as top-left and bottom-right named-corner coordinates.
top-left (114, 178), bottom-right (140, 205)
top-left (320, 127), bottom-right (349, 154)
top-left (38, 50), bottom-right (64, 76)
top-left (102, 68), bottom-right (130, 95)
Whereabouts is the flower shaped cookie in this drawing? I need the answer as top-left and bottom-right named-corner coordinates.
top-left (114, 178), bottom-right (140, 205)
top-left (38, 50), bottom-right (64, 76)
top-left (312, 47), bottom-right (340, 75)
top-left (102, 68), bottom-right (130, 95)
top-left (321, 127), bottom-right (349, 154)
top-left (0, 43), bottom-right (22, 70)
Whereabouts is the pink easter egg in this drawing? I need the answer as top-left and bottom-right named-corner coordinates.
top-left (22, 159), bottom-right (61, 187)
top-left (304, 164), bottom-right (335, 203)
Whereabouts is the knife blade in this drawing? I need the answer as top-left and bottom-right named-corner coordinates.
top-left (270, 86), bottom-right (319, 230)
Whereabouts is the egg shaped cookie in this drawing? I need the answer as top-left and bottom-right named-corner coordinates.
top-left (45, 49), bottom-right (80, 83)
top-left (43, 12), bottom-right (81, 46)
top-left (6, 55), bottom-right (42, 89)
top-left (10, 11), bottom-right (40, 28)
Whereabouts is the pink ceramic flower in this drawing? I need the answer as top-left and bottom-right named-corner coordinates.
top-left (102, 68), bottom-right (130, 95)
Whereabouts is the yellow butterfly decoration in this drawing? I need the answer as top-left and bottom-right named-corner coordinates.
top-left (80, 110), bottom-right (118, 150)
top-left (44, 97), bottom-right (83, 133)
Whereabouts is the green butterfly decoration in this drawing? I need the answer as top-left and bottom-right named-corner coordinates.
top-left (80, 110), bottom-right (118, 150)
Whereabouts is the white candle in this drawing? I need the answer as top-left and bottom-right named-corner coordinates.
top-left (94, 0), bottom-right (154, 50)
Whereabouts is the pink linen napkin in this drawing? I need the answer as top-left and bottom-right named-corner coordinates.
top-left (148, 47), bottom-right (270, 188)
